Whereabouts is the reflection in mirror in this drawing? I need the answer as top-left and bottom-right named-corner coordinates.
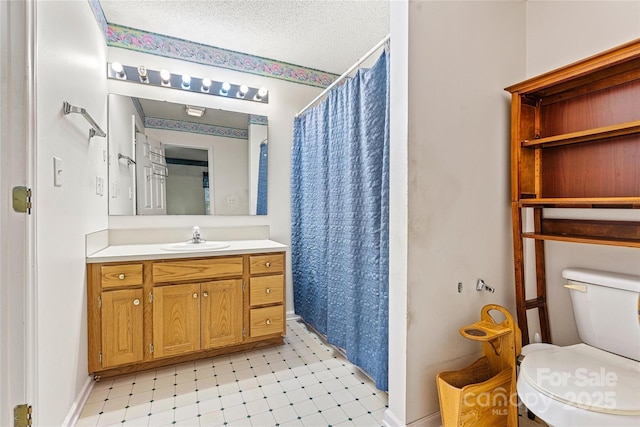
top-left (107, 94), bottom-right (268, 216)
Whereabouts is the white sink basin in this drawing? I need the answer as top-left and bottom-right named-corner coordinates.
top-left (161, 240), bottom-right (230, 252)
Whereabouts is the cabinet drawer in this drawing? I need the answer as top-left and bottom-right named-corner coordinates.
top-left (250, 305), bottom-right (284, 337)
top-left (101, 264), bottom-right (143, 288)
top-left (249, 253), bottom-right (284, 275)
top-left (153, 257), bottom-right (243, 283)
top-left (250, 275), bottom-right (284, 307)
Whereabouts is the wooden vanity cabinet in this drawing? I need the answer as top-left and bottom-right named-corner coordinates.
top-left (248, 254), bottom-right (286, 338)
top-left (87, 251), bottom-right (285, 379)
top-left (87, 262), bottom-right (145, 372)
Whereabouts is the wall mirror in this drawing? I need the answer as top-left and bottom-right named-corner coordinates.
top-left (108, 94), bottom-right (268, 216)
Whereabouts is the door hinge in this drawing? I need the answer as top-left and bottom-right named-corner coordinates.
top-left (149, 292), bottom-right (153, 303)
top-left (98, 295), bottom-right (102, 309)
top-left (242, 327), bottom-right (246, 338)
top-left (99, 351), bottom-right (102, 364)
top-left (12, 186), bottom-right (32, 215)
top-left (242, 281), bottom-right (246, 292)
top-left (149, 343), bottom-right (154, 354)
top-left (14, 404), bottom-right (32, 427)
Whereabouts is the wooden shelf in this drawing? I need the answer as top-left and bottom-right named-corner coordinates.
top-left (521, 232), bottom-right (640, 248)
top-left (521, 120), bottom-right (640, 148)
top-left (518, 197), bottom-right (640, 207)
top-left (507, 39), bottom-right (640, 346)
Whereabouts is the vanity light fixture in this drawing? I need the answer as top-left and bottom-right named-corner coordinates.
top-left (201, 78), bottom-right (211, 93)
top-left (111, 62), bottom-right (126, 79)
top-left (185, 105), bottom-right (205, 117)
top-left (106, 63), bottom-right (269, 103)
top-left (182, 74), bottom-right (191, 89)
top-left (159, 69), bottom-right (171, 86)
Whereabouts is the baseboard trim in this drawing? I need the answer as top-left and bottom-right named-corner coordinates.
top-left (382, 409), bottom-right (442, 427)
top-left (62, 375), bottom-right (94, 427)
top-left (382, 408), bottom-right (404, 427)
top-left (286, 311), bottom-right (300, 321)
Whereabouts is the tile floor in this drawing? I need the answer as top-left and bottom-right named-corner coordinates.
top-left (77, 319), bottom-right (388, 427)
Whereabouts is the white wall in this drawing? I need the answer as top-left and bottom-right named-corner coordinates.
top-left (407, 1), bottom-right (524, 422)
top-left (524, 1), bottom-right (640, 346)
top-left (35, 1), bottom-right (108, 425)
top-left (388, 1), bottom-right (525, 424)
top-left (388, 1), bottom-right (640, 425)
top-left (107, 48), bottom-right (322, 314)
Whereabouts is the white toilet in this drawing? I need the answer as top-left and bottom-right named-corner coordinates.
top-left (517, 268), bottom-right (640, 427)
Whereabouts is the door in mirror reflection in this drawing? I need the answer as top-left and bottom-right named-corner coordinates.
top-left (136, 132), bottom-right (167, 215)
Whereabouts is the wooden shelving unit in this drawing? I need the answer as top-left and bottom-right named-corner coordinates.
top-left (505, 39), bottom-right (640, 345)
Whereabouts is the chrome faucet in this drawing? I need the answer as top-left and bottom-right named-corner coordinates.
top-left (191, 226), bottom-right (203, 243)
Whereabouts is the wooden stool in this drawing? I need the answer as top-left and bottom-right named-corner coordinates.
top-left (436, 304), bottom-right (521, 427)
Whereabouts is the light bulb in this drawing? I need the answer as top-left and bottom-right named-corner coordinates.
top-left (238, 84), bottom-right (249, 98)
top-left (220, 81), bottom-right (231, 95)
top-left (255, 87), bottom-right (268, 100)
top-left (181, 74), bottom-right (191, 89)
top-left (111, 62), bottom-right (125, 78)
top-left (201, 78), bottom-right (211, 92)
top-left (160, 69), bottom-right (171, 85)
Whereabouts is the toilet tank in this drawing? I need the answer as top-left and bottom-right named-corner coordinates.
top-left (562, 268), bottom-right (640, 361)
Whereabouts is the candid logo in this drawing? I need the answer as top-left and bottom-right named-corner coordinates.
top-left (527, 367), bottom-right (619, 411)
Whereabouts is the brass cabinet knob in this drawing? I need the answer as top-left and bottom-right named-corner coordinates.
top-left (133, 299), bottom-right (140, 306)
top-left (265, 262), bottom-right (271, 268)
top-left (203, 292), bottom-right (209, 297)
top-left (266, 288), bottom-right (271, 294)
top-left (118, 274), bottom-right (125, 280)
top-left (193, 293), bottom-right (198, 299)
top-left (265, 319), bottom-right (272, 325)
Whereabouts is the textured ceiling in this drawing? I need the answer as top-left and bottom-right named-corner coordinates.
top-left (99, 0), bottom-right (390, 75)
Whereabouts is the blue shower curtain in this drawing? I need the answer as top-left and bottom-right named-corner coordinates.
top-left (291, 51), bottom-right (389, 391)
top-left (256, 142), bottom-right (268, 215)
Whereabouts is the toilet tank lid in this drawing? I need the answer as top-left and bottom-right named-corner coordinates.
top-left (562, 268), bottom-right (640, 293)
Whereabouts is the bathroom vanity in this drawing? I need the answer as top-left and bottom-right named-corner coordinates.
top-left (86, 240), bottom-right (286, 379)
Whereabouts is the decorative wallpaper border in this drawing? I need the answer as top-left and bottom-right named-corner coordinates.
top-left (88, 0), bottom-right (108, 39)
top-left (145, 117), bottom-right (248, 140)
top-left (106, 24), bottom-right (338, 88)
top-left (88, 0), bottom-right (340, 87)
top-left (249, 115), bottom-right (268, 126)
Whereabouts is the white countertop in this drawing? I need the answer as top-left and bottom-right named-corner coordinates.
top-left (87, 239), bottom-right (287, 263)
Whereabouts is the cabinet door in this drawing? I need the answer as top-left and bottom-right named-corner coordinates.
top-left (153, 283), bottom-right (201, 358)
top-left (201, 279), bottom-right (243, 349)
top-left (101, 288), bottom-right (144, 368)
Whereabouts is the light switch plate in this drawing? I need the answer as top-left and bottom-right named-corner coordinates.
top-left (53, 157), bottom-right (62, 187)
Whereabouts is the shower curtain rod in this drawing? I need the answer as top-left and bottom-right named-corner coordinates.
top-left (295, 33), bottom-right (390, 118)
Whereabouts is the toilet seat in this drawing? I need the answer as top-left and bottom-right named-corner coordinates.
top-left (518, 344), bottom-right (640, 426)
